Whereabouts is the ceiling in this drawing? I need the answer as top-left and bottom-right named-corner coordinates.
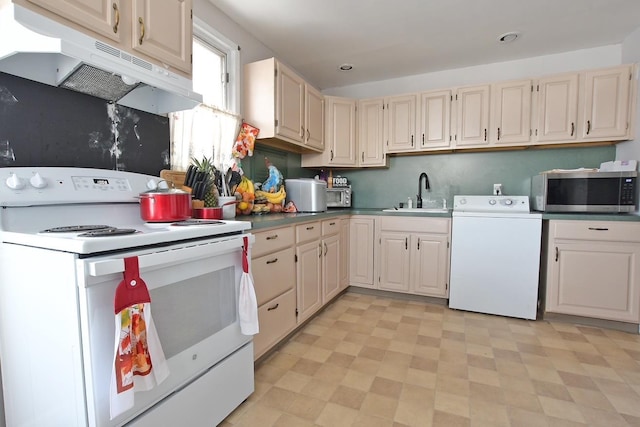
top-left (208, 0), bottom-right (640, 90)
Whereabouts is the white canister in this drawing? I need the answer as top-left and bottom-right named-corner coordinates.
top-left (219, 196), bottom-right (236, 219)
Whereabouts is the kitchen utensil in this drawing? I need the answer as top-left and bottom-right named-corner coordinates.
top-left (184, 165), bottom-right (196, 188)
top-left (138, 188), bottom-right (191, 222)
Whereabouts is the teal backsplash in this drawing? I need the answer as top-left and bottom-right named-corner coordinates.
top-left (244, 144), bottom-right (615, 209)
top-left (329, 146), bottom-right (615, 209)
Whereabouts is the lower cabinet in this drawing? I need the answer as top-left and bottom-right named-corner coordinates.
top-left (543, 220), bottom-right (640, 324)
top-left (349, 216), bottom-right (376, 288)
top-left (377, 217), bottom-right (451, 298)
top-left (340, 218), bottom-right (350, 290)
top-left (251, 226), bottom-right (296, 360)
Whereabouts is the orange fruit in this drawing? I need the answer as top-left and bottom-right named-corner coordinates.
top-left (238, 201), bottom-right (249, 211)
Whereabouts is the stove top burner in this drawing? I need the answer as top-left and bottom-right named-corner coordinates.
top-left (171, 220), bottom-right (225, 226)
top-left (41, 225), bottom-right (115, 233)
top-left (78, 228), bottom-right (139, 237)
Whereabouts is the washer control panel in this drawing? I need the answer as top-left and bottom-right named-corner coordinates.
top-left (453, 195), bottom-right (531, 212)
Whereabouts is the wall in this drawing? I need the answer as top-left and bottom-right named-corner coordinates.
top-left (320, 45), bottom-right (626, 208)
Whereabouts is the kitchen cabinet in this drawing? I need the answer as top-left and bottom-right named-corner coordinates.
top-left (243, 58), bottom-right (324, 153)
top-left (301, 96), bottom-right (357, 167)
top-left (453, 85), bottom-right (490, 147)
top-left (19, 0), bottom-right (193, 74)
top-left (385, 94), bottom-right (417, 153)
top-left (358, 98), bottom-right (388, 167)
top-left (295, 221), bottom-right (322, 323)
top-left (349, 216), bottom-right (376, 288)
top-left (535, 73), bottom-right (579, 143)
top-left (490, 79), bottom-right (532, 146)
top-left (377, 217), bottom-right (450, 297)
top-left (340, 218), bottom-right (350, 290)
top-left (418, 89), bottom-right (452, 150)
top-left (321, 219), bottom-right (341, 303)
top-left (543, 220), bottom-right (640, 324)
top-left (251, 226), bottom-right (297, 360)
top-left (581, 65), bottom-right (632, 141)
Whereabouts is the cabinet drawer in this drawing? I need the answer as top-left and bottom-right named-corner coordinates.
top-left (380, 217), bottom-right (450, 234)
top-left (254, 289), bottom-right (297, 359)
top-left (322, 218), bottom-right (341, 236)
top-left (551, 220), bottom-right (640, 243)
top-left (252, 247), bottom-right (295, 306)
top-left (296, 221), bottom-right (321, 243)
top-left (253, 226), bottom-right (294, 257)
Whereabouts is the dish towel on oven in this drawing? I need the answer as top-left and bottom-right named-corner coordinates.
top-left (110, 256), bottom-right (170, 420)
top-left (239, 236), bottom-right (259, 335)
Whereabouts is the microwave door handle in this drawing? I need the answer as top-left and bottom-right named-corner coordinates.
top-left (84, 235), bottom-right (249, 277)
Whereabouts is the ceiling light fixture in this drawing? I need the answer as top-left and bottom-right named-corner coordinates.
top-left (338, 63), bottom-right (354, 71)
top-left (498, 32), bottom-right (520, 43)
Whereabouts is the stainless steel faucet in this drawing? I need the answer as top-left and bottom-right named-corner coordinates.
top-left (417, 172), bottom-right (430, 208)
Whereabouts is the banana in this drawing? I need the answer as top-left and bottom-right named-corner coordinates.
top-left (255, 186), bottom-right (286, 204)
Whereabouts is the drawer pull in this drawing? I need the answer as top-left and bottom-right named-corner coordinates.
top-left (267, 303), bottom-right (279, 311)
top-left (329, 221), bottom-right (336, 226)
top-left (306, 226), bottom-right (315, 230)
top-left (588, 227), bottom-right (609, 231)
top-left (266, 235), bottom-right (279, 240)
top-left (555, 246), bottom-right (558, 262)
top-left (266, 258), bottom-right (278, 264)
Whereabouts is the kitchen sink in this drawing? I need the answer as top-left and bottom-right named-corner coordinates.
top-left (382, 208), bottom-right (450, 213)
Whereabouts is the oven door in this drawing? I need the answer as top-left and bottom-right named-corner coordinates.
top-left (76, 233), bottom-right (253, 427)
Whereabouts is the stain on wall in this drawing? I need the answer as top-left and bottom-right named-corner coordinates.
top-left (0, 72), bottom-right (170, 175)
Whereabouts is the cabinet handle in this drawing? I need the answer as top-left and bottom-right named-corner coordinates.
top-left (318, 243), bottom-right (322, 258)
top-left (329, 221), bottom-right (336, 226)
top-left (362, 152), bottom-right (364, 162)
top-left (266, 234), bottom-right (278, 240)
top-left (267, 303), bottom-right (279, 311)
top-left (411, 135), bottom-right (414, 147)
top-left (555, 247), bottom-right (558, 262)
top-left (112, 3), bottom-right (120, 34)
top-left (422, 133), bottom-right (425, 146)
top-left (497, 127), bottom-right (501, 141)
top-left (306, 226), bottom-right (314, 230)
top-left (417, 240), bottom-right (420, 250)
top-left (266, 258), bottom-right (278, 264)
top-left (301, 126), bottom-right (305, 138)
top-left (570, 122), bottom-right (574, 136)
top-left (306, 129), bottom-right (310, 141)
top-left (484, 128), bottom-right (487, 141)
top-left (138, 17), bottom-right (145, 45)
top-left (588, 227), bottom-right (609, 231)
top-left (405, 237), bottom-right (408, 250)
top-left (330, 149), bottom-right (334, 161)
top-left (324, 242), bottom-right (328, 256)
top-left (586, 120), bottom-right (591, 135)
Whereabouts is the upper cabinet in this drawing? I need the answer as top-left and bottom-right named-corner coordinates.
top-left (243, 58), bottom-right (324, 153)
top-left (581, 66), bottom-right (632, 141)
top-left (385, 94), bottom-right (417, 153)
top-left (536, 73), bottom-right (579, 143)
top-left (453, 85), bottom-right (490, 148)
top-left (418, 89), bottom-right (452, 150)
top-left (358, 98), bottom-right (388, 167)
top-left (302, 96), bottom-right (357, 167)
top-left (490, 79), bottom-right (532, 146)
top-left (19, 0), bottom-right (193, 75)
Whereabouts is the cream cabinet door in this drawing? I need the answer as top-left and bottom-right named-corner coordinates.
top-left (25, 0), bottom-right (122, 42)
top-left (419, 89), bottom-right (452, 150)
top-left (411, 233), bottom-right (449, 297)
top-left (132, 0), bottom-right (192, 73)
top-left (328, 97), bottom-right (357, 165)
top-left (582, 65), bottom-right (632, 140)
top-left (296, 240), bottom-right (322, 323)
top-left (340, 219), bottom-right (350, 290)
top-left (358, 98), bottom-right (387, 166)
top-left (322, 234), bottom-right (341, 302)
top-left (349, 217), bottom-right (376, 287)
top-left (491, 79), bottom-right (532, 145)
top-left (546, 242), bottom-right (640, 323)
top-left (276, 62), bottom-right (305, 143)
top-left (386, 94), bottom-right (417, 153)
top-left (454, 85), bottom-right (490, 147)
top-left (536, 73), bottom-right (579, 142)
top-left (378, 232), bottom-right (411, 292)
top-left (305, 84), bottom-right (324, 150)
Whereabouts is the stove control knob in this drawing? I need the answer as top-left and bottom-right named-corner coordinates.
top-left (6, 173), bottom-right (25, 190)
top-left (459, 198), bottom-right (467, 205)
top-left (146, 179), bottom-right (159, 190)
top-left (504, 199), bottom-right (513, 205)
top-left (29, 173), bottom-right (47, 189)
top-left (489, 199), bottom-right (497, 205)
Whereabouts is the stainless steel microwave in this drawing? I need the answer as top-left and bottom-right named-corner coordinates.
top-left (326, 186), bottom-right (351, 208)
top-left (531, 171), bottom-right (637, 213)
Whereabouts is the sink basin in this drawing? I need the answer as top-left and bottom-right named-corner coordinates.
top-left (382, 208), bottom-right (449, 213)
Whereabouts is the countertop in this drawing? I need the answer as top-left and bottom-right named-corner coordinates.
top-left (242, 208), bottom-right (640, 230)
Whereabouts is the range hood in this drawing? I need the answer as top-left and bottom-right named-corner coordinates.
top-left (0, 3), bottom-right (202, 115)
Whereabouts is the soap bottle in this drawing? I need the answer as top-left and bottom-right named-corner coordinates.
top-left (407, 197), bottom-right (413, 209)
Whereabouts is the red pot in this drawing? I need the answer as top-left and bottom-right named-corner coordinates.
top-left (192, 207), bottom-right (223, 220)
top-left (139, 189), bottom-right (192, 222)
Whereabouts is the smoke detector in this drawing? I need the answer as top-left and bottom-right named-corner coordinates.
top-left (498, 32), bottom-right (520, 43)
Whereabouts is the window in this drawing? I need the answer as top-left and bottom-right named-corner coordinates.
top-left (170, 18), bottom-right (240, 172)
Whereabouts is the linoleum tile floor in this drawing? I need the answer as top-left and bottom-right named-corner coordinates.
top-left (220, 292), bottom-right (640, 427)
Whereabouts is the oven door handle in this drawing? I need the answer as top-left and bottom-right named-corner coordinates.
top-left (85, 234), bottom-right (252, 277)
